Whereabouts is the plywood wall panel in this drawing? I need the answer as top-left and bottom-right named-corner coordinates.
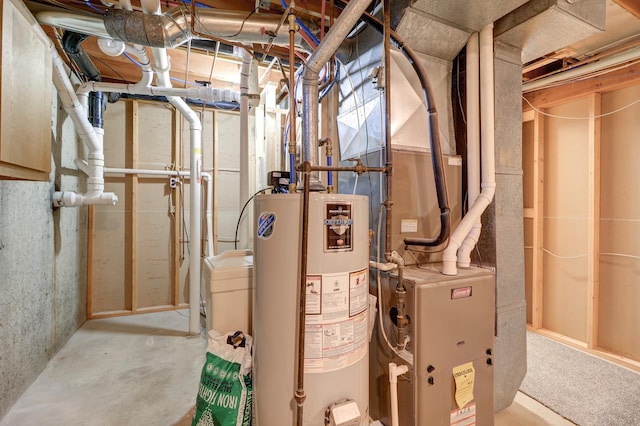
top-left (103, 102), bottom-right (127, 168)
top-left (599, 85), bottom-right (640, 361)
top-left (543, 98), bottom-right (590, 343)
top-left (138, 103), bottom-right (173, 168)
top-left (92, 180), bottom-right (127, 312)
top-left (216, 112), bottom-right (241, 170)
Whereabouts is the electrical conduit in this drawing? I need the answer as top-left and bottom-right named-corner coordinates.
top-left (441, 24), bottom-right (496, 276)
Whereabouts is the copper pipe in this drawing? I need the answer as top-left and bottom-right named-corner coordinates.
top-left (383, 0), bottom-right (393, 256)
top-left (295, 167), bottom-right (311, 426)
top-left (297, 161), bottom-right (386, 175)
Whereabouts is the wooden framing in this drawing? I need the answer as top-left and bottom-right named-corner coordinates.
top-left (524, 59), bottom-right (640, 369)
top-left (523, 61), bottom-right (640, 111)
top-left (527, 110), bottom-right (545, 329)
top-left (87, 205), bottom-right (95, 316)
top-left (125, 101), bottom-right (139, 311)
top-left (530, 326), bottom-right (640, 373)
top-left (172, 108), bottom-right (182, 306)
top-left (586, 93), bottom-right (601, 349)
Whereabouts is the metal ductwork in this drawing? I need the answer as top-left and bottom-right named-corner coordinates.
top-left (38, 7), bottom-right (304, 49)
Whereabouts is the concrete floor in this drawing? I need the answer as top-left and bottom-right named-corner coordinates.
top-left (1, 310), bottom-right (572, 426)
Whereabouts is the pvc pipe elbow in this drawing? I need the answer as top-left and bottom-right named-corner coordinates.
top-left (388, 362), bottom-right (409, 384)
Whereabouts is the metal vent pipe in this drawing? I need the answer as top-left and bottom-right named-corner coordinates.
top-left (38, 7), bottom-right (303, 49)
top-left (301, 0), bottom-right (373, 185)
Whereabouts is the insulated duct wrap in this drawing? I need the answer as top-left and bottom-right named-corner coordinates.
top-left (104, 9), bottom-right (185, 48)
top-left (103, 7), bottom-right (292, 49)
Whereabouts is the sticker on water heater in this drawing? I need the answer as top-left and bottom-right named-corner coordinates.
top-left (324, 203), bottom-right (353, 252)
top-left (257, 211), bottom-right (277, 239)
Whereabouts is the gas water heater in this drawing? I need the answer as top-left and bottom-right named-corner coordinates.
top-left (253, 193), bottom-right (370, 426)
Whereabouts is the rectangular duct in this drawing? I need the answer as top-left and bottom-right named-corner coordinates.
top-left (495, 0), bottom-right (606, 63)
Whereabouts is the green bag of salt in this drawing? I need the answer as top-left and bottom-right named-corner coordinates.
top-left (192, 331), bottom-right (252, 426)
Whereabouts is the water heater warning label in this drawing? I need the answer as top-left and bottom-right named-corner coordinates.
top-left (304, 271), bottom-right (368, 373)
top-left (324, 203), bottom-right (353, 252)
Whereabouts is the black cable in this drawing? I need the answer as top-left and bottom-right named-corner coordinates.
top-left (234, 187), bottom-right (272, 249)
top-left (224, 7), bottom-right (260, 38)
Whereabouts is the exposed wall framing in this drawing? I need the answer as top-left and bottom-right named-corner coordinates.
top-left (523, 64), bottom-right (640, 371)
top-left (88, 99), bottom-right (241, 318)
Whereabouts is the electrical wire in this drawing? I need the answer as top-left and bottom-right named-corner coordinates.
top-left (526, 246), bottom-right (640, 260)
top-left (234, 187), bottom-right (272, 250)
top-left (523, 95), bottom-right (640, 120)
top-left (222, 7), bottom-right (259, 38)
top-left (84, 0), bottom-right (104, 13)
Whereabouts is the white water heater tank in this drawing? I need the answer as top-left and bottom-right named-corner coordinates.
top-left (253, 193), bottom-right (369, 426)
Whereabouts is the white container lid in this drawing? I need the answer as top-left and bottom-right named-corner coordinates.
top-left (204, 249), bottom-right (253, 283)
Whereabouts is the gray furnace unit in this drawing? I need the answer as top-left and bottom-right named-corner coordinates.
top-left (370, 265), bottom-right (495, 425)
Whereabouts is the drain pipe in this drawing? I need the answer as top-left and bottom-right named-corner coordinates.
top-left (442, 24), bottom-right (495, 276)
top-left (457, 33), bottom-right (481, 268)
top-left (389, 362), bottom-right (409, 426)
top-left (239, 50), bottom-right (251, 250)
top-left (50, 46), bottom-right (117, 207)
top-left (301, 0), bottom-right (373, 187)
top-left (141, 0), bottom-right (203, 334)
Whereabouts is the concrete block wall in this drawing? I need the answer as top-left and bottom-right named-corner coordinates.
top-left (0, 87), bottom-right (87, 419)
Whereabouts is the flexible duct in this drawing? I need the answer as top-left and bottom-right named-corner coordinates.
top-left (301, 0), bottom-right (373, 186)
top-left (442, 24), bottom-right (496, 276)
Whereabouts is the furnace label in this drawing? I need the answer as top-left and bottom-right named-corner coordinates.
top-left (452, 362), bottom-right (475, 409)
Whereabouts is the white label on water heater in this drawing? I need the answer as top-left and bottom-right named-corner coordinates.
top-left (401, 219), bottom-right (418, 233)
top-left (304, 270), bottom-right (369, 373)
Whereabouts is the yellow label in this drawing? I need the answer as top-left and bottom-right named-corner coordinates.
top-left (452, 361), bottom-right (475, 409)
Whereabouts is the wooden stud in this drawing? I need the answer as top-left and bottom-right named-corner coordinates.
top-left (87, 205), bottom-right (95, 318)
top-left (125, 100), bottom-right (139, 312)
top-left (172, 107), bottom-right (182, 306)
top-left (587, 93), bottom-right (601, 349)
top-left (531, 110), bottom-right (545, 329)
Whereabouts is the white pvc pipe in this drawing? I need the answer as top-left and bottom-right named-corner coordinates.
top-left (238, 50), bottom-right (251, 250)
top-left (457, 32), bottom-right (481, 268)
top-left (442, 24), bottom-right (496, 276)
top-left (389, 363), bottom-right (409, 426)
top-left (143, 2), bottom-right (203, 335)
top-left (523, 45), bottom-right (640, 93)
top-left (258, 57), bottom-right (278, 84)
top-left (77, 81), bottom-right (240, 104)
top-left (50, 46), bottom-right (118, 207)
